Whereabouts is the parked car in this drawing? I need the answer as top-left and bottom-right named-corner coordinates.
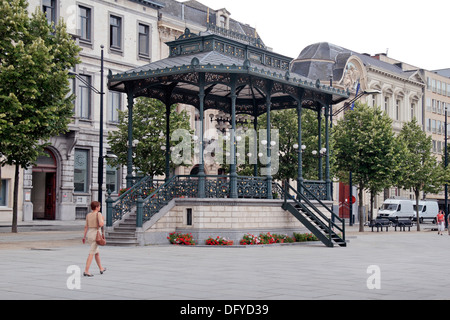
top-left (413, 200), bottom-right (439, 223)
top-left (378, 198), bottom-right (415, 221)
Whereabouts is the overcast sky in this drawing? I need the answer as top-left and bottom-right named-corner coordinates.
top-left (183, 0), bottom-right (449, 71)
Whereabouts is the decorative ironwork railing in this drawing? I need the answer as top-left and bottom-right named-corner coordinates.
top-left (106, 176), bottom-right (165, 226)
top-left (106, 175), bottom-right (328, 227)
top-left (302, 180), bottom-right (327, 200)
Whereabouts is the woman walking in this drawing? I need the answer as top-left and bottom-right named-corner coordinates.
top-left (437, 210), bottom-right (445, 235)
top-left (82, 201), bottom-right (106, 277)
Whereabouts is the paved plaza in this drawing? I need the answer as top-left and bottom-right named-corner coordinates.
top-left (0, 221), bottom-right (448, 302)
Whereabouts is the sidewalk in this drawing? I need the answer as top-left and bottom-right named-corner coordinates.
top-left (0, 221), bottom-right (448, 300)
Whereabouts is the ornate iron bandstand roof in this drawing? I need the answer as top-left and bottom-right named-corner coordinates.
top-left (108, 27), bottom-right (349, 116)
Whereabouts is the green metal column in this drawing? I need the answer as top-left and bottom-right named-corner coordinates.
top-left (325, 101), bottom-right (331, 200)
top-left (317, 106), bottom-right (323, 181)
top-left (253, 108), bottom-right (258, 177)
top-left (198, 73), bottom-right (206, 198)
top-left (297, 102), bottom-right (303, 196)
top-left (165, 103), bottom-right (171, 182)
top-left (126, 85), bottom-right (134, 189)
top-left (266, 82), bottom-right (273, 199)
top-left (230, 74), bottom-right (238, 198)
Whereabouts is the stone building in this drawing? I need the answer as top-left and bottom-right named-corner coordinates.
top-left (291, 42), bottom-right (426, 220)
top-left (0, 0), bottom-right (260, 223)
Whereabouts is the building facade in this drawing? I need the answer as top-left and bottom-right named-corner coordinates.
top-left (0, 0), bottom-right (258, 223)
top-left (291, 43), bottom-right (426, 220)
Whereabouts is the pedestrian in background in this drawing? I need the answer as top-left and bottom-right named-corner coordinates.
top-left (82, 201), bottom-right (106, 276)
top-left (437, 210), bottom-right (445, 235)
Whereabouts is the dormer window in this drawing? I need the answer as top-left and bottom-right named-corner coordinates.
top-left (216, 9), bottom-right (230, 29)
top-left (220, 15), bottom-right (226, 28)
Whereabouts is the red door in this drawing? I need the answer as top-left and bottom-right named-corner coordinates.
top-left (44, 173), bottom-right (56, 220)
top-left (339, 182), bottom-right (350, 219)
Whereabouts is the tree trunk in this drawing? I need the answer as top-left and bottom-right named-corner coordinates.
top-left (359, 185), bottom-right (364, 232)
top-left (12, 164), bottom-right (19, 233)
top-left (415, 189), bottom-right (421, 232)
top-left (370, 191), bottom-right (374, 222)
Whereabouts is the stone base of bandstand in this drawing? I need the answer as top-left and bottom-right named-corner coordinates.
top-left (136, 198), bottom-right (333, 246)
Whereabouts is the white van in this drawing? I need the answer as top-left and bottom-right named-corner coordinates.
top-left (378, 198), bottom-right (415, 221)
top-left (413, 200), bottom-right (439, 223)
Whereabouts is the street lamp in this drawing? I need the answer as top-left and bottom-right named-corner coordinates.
top-left (445, 105), bottom-right (448, 227)
top-left (70, 45), bottom-right (107, 209)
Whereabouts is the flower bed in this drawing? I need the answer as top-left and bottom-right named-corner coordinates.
top-left (167, 232), bottom-right (195, 245)
top-left (205, 236), bottom-right (233, 246)
top-left (239, 232), bottom-right (295, 245)
top-left (293, 232), bottom-right (318, 242)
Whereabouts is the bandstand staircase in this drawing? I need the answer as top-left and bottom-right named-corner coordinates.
top-left (106, 176), bottom-right (346, 248)
top-left (106, 210), bottom-right (139, 246)
top-left (277, 182), bottom-right (346, 247)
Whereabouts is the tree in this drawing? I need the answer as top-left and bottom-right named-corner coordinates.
top-left (236, 108), bottom-right (325, 182)
top-left (332, 102), bottom-right (397, 232)
top-left (0, 0), bottom-right (81, 232)
top-left (107, 98), bottom-right (192, 178)
top-left (396, 119), bottom-right (448, 231)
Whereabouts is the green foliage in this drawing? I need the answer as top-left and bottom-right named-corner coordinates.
top-left (332, 102), bottom-right (398, 231)
top-left (236, 108), bottom-right (326, 181)
top-left (332, 102), bottom-right (397, 190)
top-left (107, 97), bottom-right (192, 177)
top-left (397, 119), bottom-right (448, 195)
top-left (0, 0), bottom-right (81, 168)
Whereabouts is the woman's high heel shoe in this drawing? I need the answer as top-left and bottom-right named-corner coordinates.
top-left (83, 272), bottom-right (93, 277)
top-left (100, 268), bottom-right (106, 274)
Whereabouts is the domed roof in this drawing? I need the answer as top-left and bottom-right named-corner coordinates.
top-left (290, 42), bottom-right (356, 82)
top-left (295, 42), bottom-right (348, 61)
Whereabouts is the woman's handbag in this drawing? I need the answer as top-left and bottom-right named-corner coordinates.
top-left (95, 213), bottom-right (106, 246)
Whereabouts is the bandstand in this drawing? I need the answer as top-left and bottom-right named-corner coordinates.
top-left (106, 26), bottom-right (349, 247)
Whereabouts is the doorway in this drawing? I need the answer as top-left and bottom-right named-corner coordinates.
top-left (32, 149), bottom-right (57, 220)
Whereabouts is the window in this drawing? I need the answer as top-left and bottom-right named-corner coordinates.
top-left (110, 15), bottom-right (122, 50)
top-left (74, 149), bottom-right (89, 193)
top-left (186, 208), bottom-right (193, 226)
top-left (106, 162), bottom-right (119, 194)
top-left (384, 96), bottom-right (390, 114)
top-left (78, 75), bottom-right (91, 119)
top-left (220, 15), bottom-right (226, 28)
top-left (138, 23), bottom-right (150, 57)
top-left (43, 0), bottom-right (56, 25)
top-left (79, 6), bottom-right (91, 42)
top-left (395, 99), bottom-right (400, 121)
top-left (426, 98), bottom-right (431, 112)
top-left (108, 91), bottom-right (122, 123)
top-left (0, 180), bottom-right (8, 207)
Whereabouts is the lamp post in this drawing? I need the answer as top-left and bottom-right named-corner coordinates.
top-left (70, 45), bottom-right (107, 209)
top-left (445, 106), bottom-right (448, 227)
top-left (98, 45), bottom-right (105, 208)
